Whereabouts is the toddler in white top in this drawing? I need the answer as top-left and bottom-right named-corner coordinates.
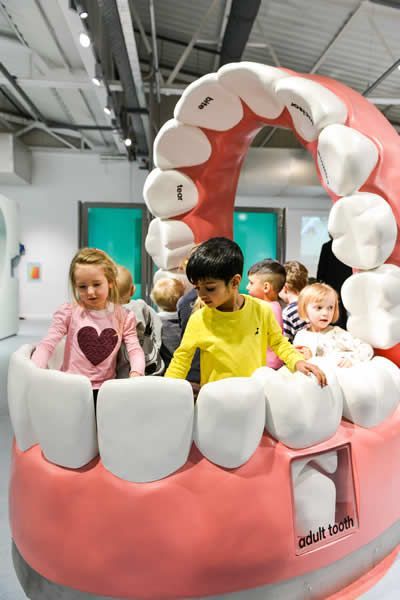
top-left (293, 283), bottom-right (373, 367)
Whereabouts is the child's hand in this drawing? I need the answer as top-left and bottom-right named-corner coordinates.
top-left (337, 357), bottom-right (352, 368)
top-left (295, 345), bottom-right (312, 360)
top-left (129, 371), bottom-right (142, 378)
top-left (295, 360), bottom-right (327, 387)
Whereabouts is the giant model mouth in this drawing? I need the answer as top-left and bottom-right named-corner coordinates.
top-left (8, 63), bottom-right (400, 599)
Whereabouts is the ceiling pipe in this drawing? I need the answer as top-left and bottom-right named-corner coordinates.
top-left (218, 0), bottom-right (262, 67)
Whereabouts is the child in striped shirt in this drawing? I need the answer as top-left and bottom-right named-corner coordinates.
top-left (280, 261), bottom-right (308, 343)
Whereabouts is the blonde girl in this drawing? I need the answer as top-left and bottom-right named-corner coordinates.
top-left (293, 283), bottom-right (373, 367)
top-left (32, 248), bottom-right (145, 401)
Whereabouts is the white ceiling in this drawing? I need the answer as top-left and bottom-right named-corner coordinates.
top-left (0, 0), bottom-right (398, 158)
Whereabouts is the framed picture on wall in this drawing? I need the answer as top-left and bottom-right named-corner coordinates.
top-left (27, 262), bottom-right (42, 281)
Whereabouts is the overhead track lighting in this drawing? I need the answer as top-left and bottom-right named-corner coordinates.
top-left (124, 138), bottom-right (132, 147)
top-left (79, 10), bottom-right (88, 19)
top-left (104, 105), bottom-right (112, 116)
top-left (79, 32), bottom-right (91, 48)
top-left (92, 63), bottom-right (103, 86)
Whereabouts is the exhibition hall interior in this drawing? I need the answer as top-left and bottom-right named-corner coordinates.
top-left (1, 0), bottom-right (400, 598)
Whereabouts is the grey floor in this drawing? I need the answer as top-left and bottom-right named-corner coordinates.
top-left (0, 322), bottom-right (399, 599)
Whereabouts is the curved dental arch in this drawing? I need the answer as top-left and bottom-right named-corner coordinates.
top-left (143, 62), bottom-right (400, 354)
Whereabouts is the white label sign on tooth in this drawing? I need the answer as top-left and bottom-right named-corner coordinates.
top-left (318, 124), bottom-right (379, 196)
top-left (174, 73), bottom-right (243, 131)
top-left (144, 168), bottom-right (198, 219)
top-left (154, 119), bottom-right (212, 170)
top-left (218, 62), bottom-right (288, 119)
top-left (275, 77), bottom-right (347, 142)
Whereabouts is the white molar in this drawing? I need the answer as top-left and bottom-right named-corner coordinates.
top-left (194, 377), bottom-right (265, 469)
top-left (317, 124), bottom-right (379, 196)
top-left (292, 464), bottom-right (336, 536)
top-left (28, 368), bottom-right (97, 468)
top-left (336, 357), bottom-right (400, 428)
top-left (342, 265), bottom-right (400, 348)
top-left (252, 366), bottom-right (342, 449)
top-left (174, 73), bottom-right (243, 131)
top-left (217, 62), bottom-right (288, 119)
top-left (97, 377), bottom-right (194, 483)
top-left (292, 451), bottom-right (339, 482)
top-left (144, 168), bottom-right (198, 219)
top-left (145, 217), bottom-right (195, 270)
top-left (328, 192), bottom-right (397, 270)
top-left (8, 345), bottom-right (38, 452)
top-left (154, 119), bottom-right (212, 170)
top-left (275, 77), bottom-right (347, 142)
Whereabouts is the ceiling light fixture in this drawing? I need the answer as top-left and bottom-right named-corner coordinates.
top-left (92, 63), bottom-right (102, 86)
top-left (104, 105), bottom-right (111, 116)
top-left (124, 138), bottom-right (132, 147)
top-left (79, 10), bottom-right (88, 19)
top-left (79, 33), bottom-right (91, 48)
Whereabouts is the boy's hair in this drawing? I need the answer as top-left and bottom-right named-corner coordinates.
top-left (151, 278), bottom-right (185, 312)
top-left (248, 259), bottom-right (286, 293)
top-left (69, 247), bottom-right (119, 304)
top-left (116, 265), bottom-right (134, 304)
top-left (284, 261), bottom-right (309, 294)
top-left (297, 283), bottom-right (340, 323)
top-left (186, 237), bottom-right (244, 285)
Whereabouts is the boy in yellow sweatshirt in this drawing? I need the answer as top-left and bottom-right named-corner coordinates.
top-left (165, 237), bottom-right (326, 387)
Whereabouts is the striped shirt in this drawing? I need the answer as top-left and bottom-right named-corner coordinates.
top-left (282, 301), bottom-right (307, 343)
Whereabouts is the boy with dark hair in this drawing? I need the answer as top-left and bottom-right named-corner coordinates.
top-left (246, 259), bottom-right (287, 369)
top-left (165, 237), bottom-right (326, 387)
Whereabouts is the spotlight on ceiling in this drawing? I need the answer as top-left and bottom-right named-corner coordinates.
top-left (79, 10), bottom-right (88, 19)
top-left (104, 105), bottom-right (112, 116)
top-left (92, 63), bottom-right (102, 86)
top-left (124, 138), bottom-right (132, 147)
top-left (79, 32), bottom-right (91, 48)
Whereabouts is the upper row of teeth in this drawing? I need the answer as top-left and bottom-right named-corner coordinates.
top-left (143, 62), bottom-right (400, 351)
top-left (9, 344), bottom-right (400, 485)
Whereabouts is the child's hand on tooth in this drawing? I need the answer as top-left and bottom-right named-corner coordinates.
top-left (294, 360), bottom-right (327, 387)
top-left (294, 345), bottom-right (312, 360)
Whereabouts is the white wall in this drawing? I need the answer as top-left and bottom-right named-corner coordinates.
top-left (0, 149), bottom-right (331, 320)
top-left (0, 150), bottom-right (147, 319)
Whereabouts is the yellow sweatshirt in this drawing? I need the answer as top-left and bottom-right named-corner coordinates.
top-left (165, 295), bottom-right (304, 385)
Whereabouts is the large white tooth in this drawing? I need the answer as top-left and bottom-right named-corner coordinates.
top-left (145, 217), bottom-right (195, 270)
top-left (336, 359), bottom-right (399, 428)
top-left (47, 338), bottom-right (66, 370)
top-left (154, 119), bottom-right (212, 170)
top-left (372, 356), bottom-right (400, 392)
top-left (194, 378), bottom-right (265, 468)
top-left (317, 124), bottom-right (379, 196)
top-left (218, 62), bottom-right (288, 119)
top-left (28, 369), bottom-right (97, 468)
top-left (292, 464), bottom-right (336, 537)
top-left (174, 73), bottom-right (243, 131)
top-left (275, 77), bottom-right (347, 142)
top-left (252, 366), bottom-right (342, 449)
top-left (328, 192), bottom-right (397, 270)
top-left (291, 451), bottom-right (338, 482)
top-left (7, 345), bottom-right (38, 452)
top-left (97, 377), bottom-right (194, 483)
top-left (342, 265), bottom-right (400, 348)
top-left (144, 168), bottom-right (198, 219)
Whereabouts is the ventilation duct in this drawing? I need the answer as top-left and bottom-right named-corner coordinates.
top-left (0, 134), bottom-right (31, 184)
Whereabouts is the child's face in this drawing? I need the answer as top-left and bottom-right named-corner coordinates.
top-left (306, 291), bottom-right (336, 332)
top-left (75, 264), bottom-right (112, 311)
top-left (194, 277), bottom-right (239, 311)
top-left (246, 274), bottom-right (266, 299)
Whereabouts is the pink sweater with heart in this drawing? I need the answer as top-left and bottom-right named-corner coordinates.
top-left (31, 303), bottom-right (145, 388)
